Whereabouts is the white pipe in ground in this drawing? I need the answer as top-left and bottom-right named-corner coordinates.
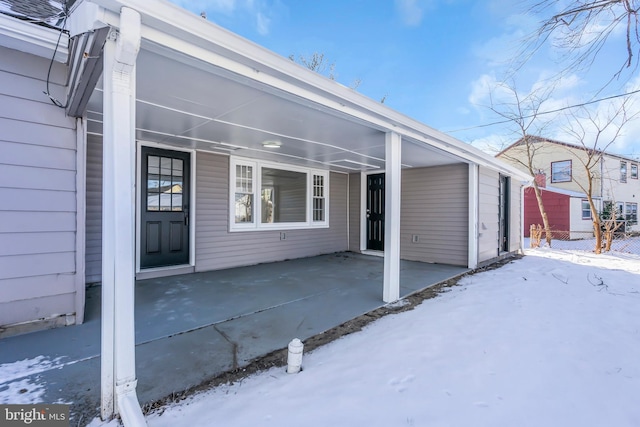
top-left (287, 338), bottom-right (304, 373)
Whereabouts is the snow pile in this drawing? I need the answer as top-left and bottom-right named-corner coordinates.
top-left (91, 248), bottom-right (640, 427)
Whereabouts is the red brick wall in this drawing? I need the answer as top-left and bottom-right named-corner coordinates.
top-left (524, 188), bottom-right (570, 236)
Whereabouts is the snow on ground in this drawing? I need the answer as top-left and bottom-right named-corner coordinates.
top-left (0, 356), bottom-right (65, 404)
top-left (91, 248), bottom-right (640, 427)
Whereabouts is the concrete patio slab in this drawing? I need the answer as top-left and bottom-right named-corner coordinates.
top-left (0, 252), bottom-right (468, 424)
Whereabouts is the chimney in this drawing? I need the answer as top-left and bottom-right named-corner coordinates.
top-left (534, 171), bottom-right (546, 188)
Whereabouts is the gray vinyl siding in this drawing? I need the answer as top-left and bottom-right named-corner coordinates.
top-left (85, 134), bottom-right (102, 283)
top-left (478, 166), bottom-right (500, 263)
top-left (348, 173), bottom-right (361, 252)
top-left (400, 164), bottom-right (469, 266)
top-left (0, 46), bottom-right (78, 327)
top-left (195, 152), bottom-right (348, 271)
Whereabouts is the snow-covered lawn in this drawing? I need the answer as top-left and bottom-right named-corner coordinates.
top-left (93, 248), bottom-right (640, 427)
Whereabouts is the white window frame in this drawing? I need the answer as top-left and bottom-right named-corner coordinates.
top-left (621, 161), bottom-right (628, 183)
top-left (626, 202), bottom-right (637, 225)
top-left (581, 199), bottom-right (591, 220)
top-left (229, 157), bottom-right (329, 231)
top-left (631, 163), bottom-right (638, 180)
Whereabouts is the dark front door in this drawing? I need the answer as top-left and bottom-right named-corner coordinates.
top-left (140, 147), bottom-right (190, 269)
top-left (367, 173), bottom-right (385, 251)
top-left (499, 174), bottom-right (510, 253)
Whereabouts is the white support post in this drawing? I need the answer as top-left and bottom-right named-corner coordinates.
top-left (383, 132), bottom-right (401, 303)
top-left (468, 164), bottom-right (479, 269)
top-left (101, 7), bottom-right (146, 427)
top-left (100, 30), bottom-right (116, 421)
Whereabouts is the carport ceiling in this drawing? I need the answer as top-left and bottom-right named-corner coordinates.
top-left (85, 42), bottom-right (461, 172)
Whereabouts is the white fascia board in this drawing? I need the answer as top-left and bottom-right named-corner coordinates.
top-left (0, 13), bottom-right (68, 62)
top-left (81, 0), bottom-right (531, 180)
top-left (67, 1), bottom-right (114, 37)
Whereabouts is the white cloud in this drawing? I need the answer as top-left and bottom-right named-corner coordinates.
top-left (256, 12), bottom-right (270, 36)
top-left (169, 0), bottom-right (280, 35)
top-left (472, 13), bottom-right (536, 67)
top-left (395, 0), bottom-right (425, 26)
top-left (171, 0), bottom-right (237, 14)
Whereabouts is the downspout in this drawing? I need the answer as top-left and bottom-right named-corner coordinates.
top-left (102, 6), bottom-right (147, 427)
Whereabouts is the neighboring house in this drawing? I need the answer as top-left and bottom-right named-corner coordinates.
top-left (0, 0), bottom-right (530, 421)
top-left (498, 136), bottom-right (639, 237)
top-left (523, 177), bottom-right (592, 240)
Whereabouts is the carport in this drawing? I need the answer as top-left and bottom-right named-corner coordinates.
top-left (62, 1), bottom-right (526, 424)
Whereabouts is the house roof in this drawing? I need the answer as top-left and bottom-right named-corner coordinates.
top-left (0, 0), bottom-right (66, 28)
top-left (498, 135), bottom-right (639, 164)
top-left (538, 185), bottom-right (587, 198)
top-left (0, 0), bottom-right (69, 62)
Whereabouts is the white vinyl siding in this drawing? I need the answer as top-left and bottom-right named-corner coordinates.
top-left (196, 152), bottom-right (346, 271)
top-left (478, 167), bottom-right (501, 263)
top-left (0, 46), bottom-right (78, 328)
top-left (348, 173), bottom-right (361, 252)
top-left (400, 164), bottom-right (469, 266)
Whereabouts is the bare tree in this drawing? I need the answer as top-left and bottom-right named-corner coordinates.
top-left (523, 0), bottom-right (640, 82)
top-left (289, 52), bottom-right (336, 80)
top-left (561, 98), bottom-right (635, 253)
top-left (492, 82), bottom-right (555, 246)
top-left (289, 52), bottom-right (386, 99)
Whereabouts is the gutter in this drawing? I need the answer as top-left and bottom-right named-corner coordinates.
top-left (0, 12), bottom-right (68, 62)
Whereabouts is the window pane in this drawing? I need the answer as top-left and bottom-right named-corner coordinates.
top-left (147, 156), bottom-right (160, 210)
top-left (313, 174), bottom-right (325, 222)
top-left (172, 194), bottom-right (183, 211)
top-left (313, 198), bottom-right (325, 221)
top-left (160, 192), bottom-right (171, 211)
top-left (173, 159), bottom-right (183, 177)
top-left (236, 164), bottom-right (253, 193)
top-left (581, 200), bottom-right (591, 219)
top-left (235, 193), bottom-right (253, 223)
top-left (551, 160), bottom-right (571, 183)
top-left (261, 168), bottom-right (306, 223)
top-left (160, 157), bottom-right (172, 189)
top-left (261, 188), bottom-right (275, 223)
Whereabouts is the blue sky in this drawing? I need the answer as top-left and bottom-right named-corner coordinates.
top-left (168, 0), bottom-right (640, 159)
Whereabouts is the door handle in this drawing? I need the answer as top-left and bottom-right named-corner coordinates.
top-left (184, 205), bottom-right (189, 226)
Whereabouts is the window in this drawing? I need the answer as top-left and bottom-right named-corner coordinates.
top-left (234, 162), bottom-right (254, 224)
top-left (626, 202), bottom-right (638, 225)
top-left (261, 167), bottom-right (306, 223)
top-left (617, 201), bottom-right (625, 219)
top-left (313, 174), bottom-right (326, 222)
top-left (230, 158), bottom-right (329, 230)
top-left (147, 155), bottom-right (183, 212)
top-left (621, 161), bottom-right (627, 183)
top-left (581, 200), bottom-right (591, 220)
top-left (551, 160), bottom-right (572, 183)
top-left (631, 163), bottom-right (638, 179)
